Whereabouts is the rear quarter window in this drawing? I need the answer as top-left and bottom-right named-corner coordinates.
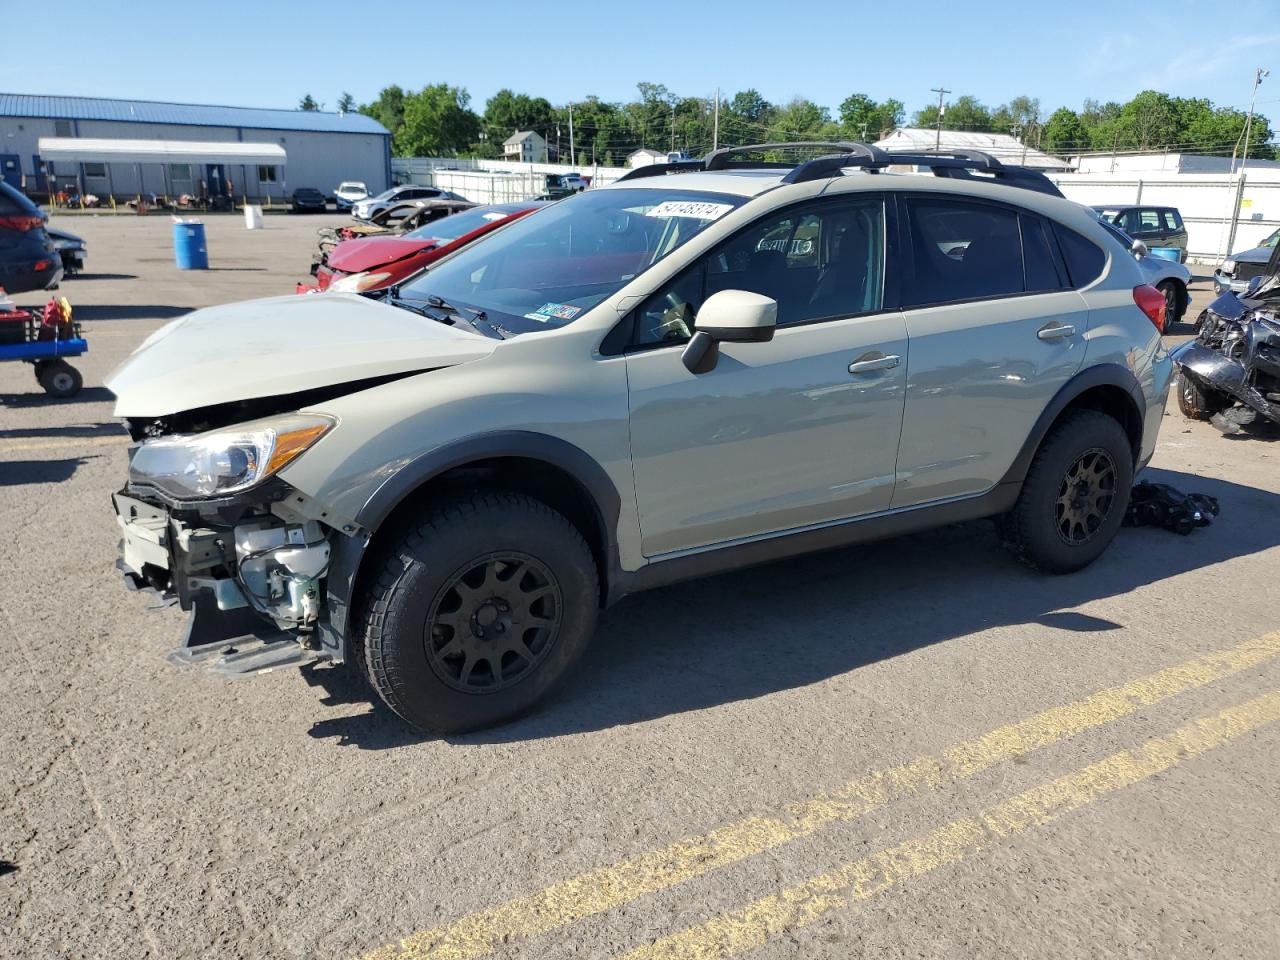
top-left (1052, 224), bottom-right (1106, 288)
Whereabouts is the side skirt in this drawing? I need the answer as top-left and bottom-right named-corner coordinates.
top-left (608, 481), bottom-right (1021, 604)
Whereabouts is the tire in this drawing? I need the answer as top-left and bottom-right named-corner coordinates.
top-left (1176, 369), bottom-right (1229, 420)
top-left (998, 410), bottom-right (1134, 574)
top-left (1156, 280), bottom-right (1184, 325)
top-left (358, 491), bottom-right (599, 733)
top-left (37, 360), bottom-right (82, 398)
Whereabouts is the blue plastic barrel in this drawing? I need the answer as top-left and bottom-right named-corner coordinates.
top-left (172, 221), bottom-right (208, 270)
top-left (1149, 247), bottom-right (1181, 262)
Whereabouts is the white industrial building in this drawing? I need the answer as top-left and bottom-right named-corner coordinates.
top-left (0, 93), bottom-right (391, 202)
top-left (1072, 152), bottom-right (1280, 175)
top-left (874, 127), bottom-right (1070, 170)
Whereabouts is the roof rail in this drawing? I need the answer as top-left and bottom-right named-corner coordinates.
top-left (614, 159), bottom-right (705, 182)
top-left (703, 141), bottom-right (890, 171)
top-left (613, 142), bottom-right (1063, 198)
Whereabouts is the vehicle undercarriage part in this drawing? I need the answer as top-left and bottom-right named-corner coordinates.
top-left (1174, 287), bottom-right (1280, 434)
top-left (1123, 481), bottom-right (1219, 535)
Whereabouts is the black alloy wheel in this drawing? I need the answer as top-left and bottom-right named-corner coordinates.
top-left (1055, 448), bottom-right (1118, 546)
top-left (425, 552), bottom-right (563, 694)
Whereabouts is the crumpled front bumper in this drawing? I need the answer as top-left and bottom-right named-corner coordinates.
top-left (113, 490), bottom-right (339, 657)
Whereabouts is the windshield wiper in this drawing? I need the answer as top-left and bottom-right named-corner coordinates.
top-left (388, 293), bottom-right (505, 339)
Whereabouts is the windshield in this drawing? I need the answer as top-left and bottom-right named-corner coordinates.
top-left (405, 206), bottom-right (525, 243)
top-left (1260, 228), bottom-right (1280, 249)
top-left (369, 187), bottom-right (400, 202)
top-left (338, 182), bottom-right (365, 193)
top-left (397, 188), bottom-right (745, 334)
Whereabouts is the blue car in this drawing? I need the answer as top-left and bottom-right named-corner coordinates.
top-left (0, 181), bottom-right (63, 294)
top-left (1214, 227), bottom-right (1280, 294)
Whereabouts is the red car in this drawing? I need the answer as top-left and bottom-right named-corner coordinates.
top-left (307, 202), bottom-right (547, 294)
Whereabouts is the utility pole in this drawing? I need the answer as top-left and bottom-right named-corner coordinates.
top-left (670, 102), bottom-right (676, 154)
top-left (1226, 67), bottom-right (1270, 257)
top-left (930, 86), bottom-right (950, 152)
top-left (568, 103), bottom-right (575, 168)
top-left (713, 88), bottom-right (720, 151)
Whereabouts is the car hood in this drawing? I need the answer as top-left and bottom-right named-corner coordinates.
top-left (1229, 244), bottom-right (1274, 264)
top-left (327, 235), bottom-right (439, 273)
top-left (1137, 255), bottom-right (1191, 284)
top-left (106, 293), bottom-right (496, 418)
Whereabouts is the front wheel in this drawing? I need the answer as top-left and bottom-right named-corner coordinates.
top-left (358, 492), bottom-right (599, 733)
top-left (998, 410), bottom-right (1134, 573)
top-left (1176, 370), bottom-right (1230, 420)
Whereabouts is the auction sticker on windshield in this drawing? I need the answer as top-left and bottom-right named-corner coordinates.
top-left (645, 200), bottom-right (735, 221)
top-left (524, 302), bottom-right (582, 322)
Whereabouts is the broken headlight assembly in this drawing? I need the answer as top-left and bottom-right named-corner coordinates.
top-left (128, 413), bottom-right (334, 499)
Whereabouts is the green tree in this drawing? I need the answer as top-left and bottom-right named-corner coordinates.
top-left (395, 84), bottom-right (481, 157)
top-left (838, 93), bottom-right (904, 140)
top-left (914, 94), bottom-right (991, 132)
top-left (484, 89), bottom-right (555, 142)
top-left (1043, 107), bottom-right (1087, 153)
top-left (298, 93), bottom-right (320, 112)
top-left (360, 86), bottom-right (407, 139)
top-left (336, 91), bottom-right (356, 113)
top-left (720, 89), bottom-right (773, 145)
top-left (768, 98), bottom-right (834, 139)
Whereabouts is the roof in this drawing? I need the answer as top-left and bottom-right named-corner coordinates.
top-left (874, 128), bottom-right (1068, 170)
top-left (37, 137), bottom-right (286, 165)
top-left (503, 130), bottom-right (542, 146)
top-left (628, 148), bottom-right (665, 158)
top-left (0, 92), bottom-right (389, 135)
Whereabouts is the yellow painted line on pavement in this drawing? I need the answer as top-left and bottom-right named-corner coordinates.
top-left (360, 631), bottom-right (1280, 960)
top-left (621, 687), bottom-right (1280, 960)
top-left (0, 434), bottom-right (126, 454)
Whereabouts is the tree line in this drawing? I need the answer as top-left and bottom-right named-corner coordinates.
top-left (294, 86), bottom-right (1275, 164)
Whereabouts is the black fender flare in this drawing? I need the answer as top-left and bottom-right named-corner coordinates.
top-left (321, 431), bottom-right (622, 663)
top-left (999, 362), bottom-right (1147, 487)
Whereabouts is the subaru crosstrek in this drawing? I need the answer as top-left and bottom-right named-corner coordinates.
top-left (107, 143), bottom-right (1173, 733)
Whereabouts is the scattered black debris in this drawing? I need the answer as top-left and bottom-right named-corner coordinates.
top-left (1124, 481), bottom-right (1220, 535)
top-left (0, 860), bottom-right (16, 877)
top-left (1210, 406), bottom-right (1260, 435)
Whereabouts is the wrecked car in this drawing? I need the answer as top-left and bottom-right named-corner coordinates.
top-left (1173, 241), bottom-right (1280, 432)
top-left (106, 143), bottom-right (1172, 734)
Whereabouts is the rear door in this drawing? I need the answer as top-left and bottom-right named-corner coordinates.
top-left (892, 195), bottom-right (1087, 509)
top-left (0, 155), bottom-right (21, 190)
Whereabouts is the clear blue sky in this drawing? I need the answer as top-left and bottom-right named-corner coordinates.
top-left (3, 0), bottom-right (1278, 124)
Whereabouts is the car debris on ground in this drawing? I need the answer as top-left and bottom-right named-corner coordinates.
top-left (1123, 480), bottom-right (1219, 535)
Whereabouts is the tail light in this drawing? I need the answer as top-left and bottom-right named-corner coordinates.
top-left (33, 260), bottom-right (50, 271)
top-left (0, 214), bottom-right (44, 232)
top-left (1132, 284), bottom-right (1166, 333)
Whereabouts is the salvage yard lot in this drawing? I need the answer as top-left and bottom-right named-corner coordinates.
top-left (2, 213), bottom-right (1279, 959)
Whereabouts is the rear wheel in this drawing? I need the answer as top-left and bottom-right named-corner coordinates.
top-left (358, 491), bottom-right (599, 733)
top-left (1156, 280), bottom-right (1184, 325)
top-left (999, 410), bottom-right (1133, 573)
top-left (36, 360), bottom-right (82, 398)
top-left (1176, 369), bottom-right (1230, 420)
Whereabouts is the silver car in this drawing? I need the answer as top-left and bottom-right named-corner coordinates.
top-left (107, 143), bottom-right (1173, 733)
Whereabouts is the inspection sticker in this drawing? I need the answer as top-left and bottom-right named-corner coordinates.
top-left (524, 302), bottom-right (581, 322)
top-left (645, 200), bottom-right (735, 221)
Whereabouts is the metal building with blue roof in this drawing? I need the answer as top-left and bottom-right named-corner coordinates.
top-left (0, 93), bottom-right (392, 201)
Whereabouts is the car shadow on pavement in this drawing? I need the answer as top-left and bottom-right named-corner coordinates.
top-left (0, 457), bottom-right (94, 486)
top-left (73, 305), bottom-right (192, 322)
top-left (305, 468), bottom-right (1278, 749)
top-left (0, 387), bottom-right (115, 408)
top-left (0, 422), bottom-right (126, 441)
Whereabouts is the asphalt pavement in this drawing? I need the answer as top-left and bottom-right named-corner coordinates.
top-left (1, 213), bottom-right (1278, 960)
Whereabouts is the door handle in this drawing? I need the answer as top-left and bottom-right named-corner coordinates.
top-left (848, 353), bottom-right (901, 374)
top-left (1037, 322), bottom-right (1076, 341)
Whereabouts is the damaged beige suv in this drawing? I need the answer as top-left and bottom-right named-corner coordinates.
top-left (108, 143), bottom-right (1173, 733)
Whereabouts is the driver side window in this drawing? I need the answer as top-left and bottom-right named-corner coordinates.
top-left (631, 197), bottom-right (885, 347)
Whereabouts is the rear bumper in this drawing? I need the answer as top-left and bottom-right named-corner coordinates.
top-left (1, 258), bottom-right (65, 293)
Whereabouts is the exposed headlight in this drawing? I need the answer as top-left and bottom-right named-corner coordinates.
top-left (329, 270), bottom-right (393, 293)
top-left (1222, 259), bottom-right (1237, 274)
top-left (129, 413), bottom-right (335, 499)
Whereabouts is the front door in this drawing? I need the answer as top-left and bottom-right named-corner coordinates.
top-left (0, 154), bottom-right (21, 190)
top-left (891, 196), bottom-right (1087, 508)
top-left (625, 195), bottom-right (909, 556)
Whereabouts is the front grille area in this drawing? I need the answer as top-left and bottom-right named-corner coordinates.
top-left (1234, 261), bottom-right (1269, 282)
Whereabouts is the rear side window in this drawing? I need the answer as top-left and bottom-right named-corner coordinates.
top-left (1137, 209), bottom-right (1162, 232)
top-left (902, 198), bottom-right (1065, 307)
top-left (1162, 209), bottom-right (1183, 231)
top-left (1053, 224), bottom-right (1106, 288)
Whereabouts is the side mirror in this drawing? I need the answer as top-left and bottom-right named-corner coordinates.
top-left (680, 290), bottom-right (777, 374)
top-left (1131, 239), bottom-right (1149, 260)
